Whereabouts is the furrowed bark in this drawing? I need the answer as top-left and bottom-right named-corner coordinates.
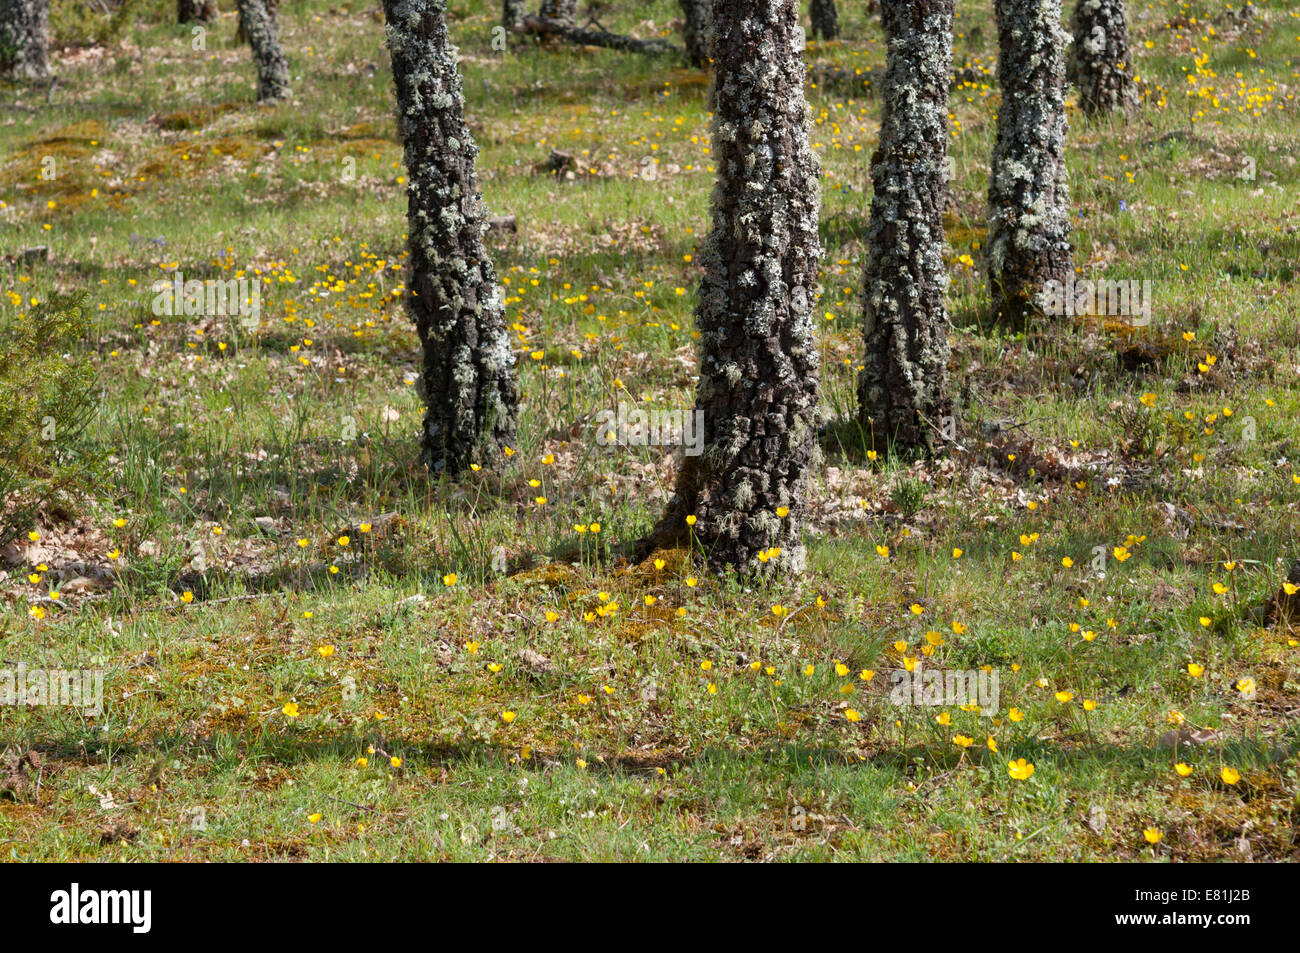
top-left (0, 0), bottom-right (50, 81)
top-left (857, 0), bottom-right (954, 455)
top-left (987, 0), bottom-right (1072, 323)
top-left (1070, 0), bottom-right (1137, 115)
top-left (810, 0), bottom-right (840, 39)
top-left (383, 0), bottom-right (520, 477)
top-left (637, 0), bottom-right (822, 578)
top-left (538, 0), bottom-right (577, 24)
top-left (235, 0), bottom-right (291, 102)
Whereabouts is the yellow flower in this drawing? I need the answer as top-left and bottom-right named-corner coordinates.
top-left (1082, 699), bottom-right (1096, 711)
top-left (859, 669), bottom-right (875, 681)
top-left (1221, 766), bottom-right (1240, 785)
top-left (355, 757), bottom-right (368, 768)
top-left (952, 547), bottom-right (963, 559)
top-left (776, 506), bottom-right (789, 518)
top-left (181, 590), bottom-right (194, 603)
top-left (390, 756), bottom-right (402, 768)
top-left (1187, 663), bottom-right (1204, 677)
top-left (953, 734), bottom-right (974, 748)
top-left (909, 603), bottom-right (924, 616)
top-left (1113, 545), bottom-right (1130, 562)
top-left (1198, 616), bottom-right (1212, 628)
top-left (1008, 707), bottom-right (1024, 722)
top-left (29, 606), bottom-right (46, 620)
top-left (1007, 758), bottom-right (1035, 780)
top-left (700, 660), bottom-right (713, 671)
top-left (986, 736), bottom-right (998, 753)
top-left (876, 544), bottom-right (890, 558)
top-left (835, 662), bottom-right (849, 677)
top-left (1175, 763), bottom-right (1193, 777)
top-left (282, 702), bottom-right (300, 718)
top-left (308, 813), bottom-right (322, 824)
top-left (706, 682), bottom-right (718, 695)
top-left (1140, 392), bottom-right (1156, 407)
top-left (317, 644), bottom-right (334, 658)
top-left (803, 664), bottom-right (815, 677)
top-left (359, 523), bottom-right (372, 533)
top-left (502, 710), bottom-right (516, 724)
top-left (936, 711), bottom-right (951, 726)
top-left (443, 572), bottom-right (457, 586)
top-left (1055, 691), bottom-right (1074, 703)
top-left (685, 515), bottom-right (696, 526)
top-left (771, 604), bottom-right (786, 617)
top-left (844, 708), bottom-right (861, 722)
top-left (337, 535), bottom-right (349, 547)
top-left (1061, 557), bottom-right (1074, 568)
top-left (1143, 827), bottom-right (1163, 844)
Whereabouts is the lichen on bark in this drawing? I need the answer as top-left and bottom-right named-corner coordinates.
top-left (1069, 0), bottom-right (1137, 115)
top-left (0, 0), bottom-right (50, 81)
top-left (235, 0), bottom-right (291, 102)
top-left (637, 0), bottom-right (822, 579)
top-left (857, 0), bottom-right (954, 455)
top-left (382, 0), bottom-right (520, 477)
top-left (986, 0), bottom-right (1072, 323)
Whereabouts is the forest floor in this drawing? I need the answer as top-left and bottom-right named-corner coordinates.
top-left (1, 0), bottom-right (1298, 860)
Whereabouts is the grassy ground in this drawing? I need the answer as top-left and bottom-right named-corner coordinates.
top-left (1, 0), bottom-right (1298, 861)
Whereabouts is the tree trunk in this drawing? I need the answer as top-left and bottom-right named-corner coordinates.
top-left (810, 0), bottom-right (839, 39)
top-left (637, 0), bottom-right (822, 578)
top-left (178, 0), bottom-right (217, 23)
top-left (538, 0), bottom-right (577, 23)
top-left (987, 0), bottom-right (1071, 323)
top-left (678, 0), bottom-right (711, 67)
top-left (857, 0), bottom-right (954, 455)
top-left (1070, 0), bottom-right (1136, 115)
top-left (0, 0), bottom-right (50, 81)
top-left (235, 0), bottom-right (291, 102)
top-left (503, 0), bottom-right (527, 28)
top-left (382, 0), bottom-right (520, 477)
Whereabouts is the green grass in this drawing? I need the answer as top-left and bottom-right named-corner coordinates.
top-left (1, 0), bottom-right (1298, 861)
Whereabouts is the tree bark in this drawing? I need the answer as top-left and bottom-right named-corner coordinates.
top-left (987, 0), bottom-right (1071, 323)
top-left (0, 0), bottom-right (50, 81)
top-left (857, 0), bottom-right (953, 455)
top-left (382, 0), bottom-right (520, 477)
top-left (810, 0), bottom-right (840, 39)
top-left (503, 0), bottom-right (528, 29)
top-left (637, 0), bottom-right (822, 578)
top-left (518, 15), bottom-right (680, 55)
top-left (678, 0), bottom-right (711, 67)
top-left (538, 0), bottom-right (577, 24)
top-left (1070, 0), bottom-right (1136, 115)
top-left (235, 0), bottom-right (291, 102)
top-left (178, 0), bottom-right (217, 24)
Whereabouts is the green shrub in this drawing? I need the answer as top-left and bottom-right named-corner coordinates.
top-left (0, 289), bottom-right (101, 547)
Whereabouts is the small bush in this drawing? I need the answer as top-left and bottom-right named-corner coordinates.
top-left (0, 289), bottom-right (101, 547)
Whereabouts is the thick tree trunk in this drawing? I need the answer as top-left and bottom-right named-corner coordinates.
top-left (810, 0), bottom-right (839, 39)
top-left (857, 0), bottom-right (953, 455)
top-left (987, 0), bottom-right (1071, 323)
top-left (678, 0), bottom-right (711, 67)
top-left (503, 0), bottom-right (528, 28)
top-left (1070, 0), bottom-right (1136, 115)
top-left (0, 0), bottom-right (50, 81)
top-left (235, 0), bottom-right (291, 102)
top-left (382, 0), bottom-right (520, 477)
top-left (637, 0), bottom-right (821, 578)
top-left (178, 0), bottom-right (217, 23)
top-left (538, 0), bottom-right (577, 23)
